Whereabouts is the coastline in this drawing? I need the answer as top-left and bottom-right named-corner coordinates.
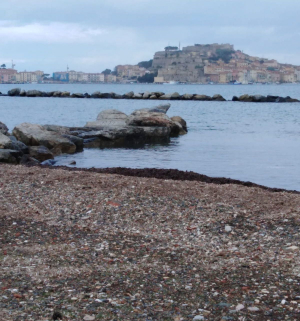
top-left (1, 163), bottom-right (300, 320)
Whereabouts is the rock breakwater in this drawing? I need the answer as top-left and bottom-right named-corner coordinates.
top-left (1, 88), bottom-right (299, 102)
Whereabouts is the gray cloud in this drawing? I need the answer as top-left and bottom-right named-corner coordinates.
top-left (1, 0), bottom-right (299, 73)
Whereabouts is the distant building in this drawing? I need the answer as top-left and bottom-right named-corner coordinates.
top-left (53, 71), bottom-right (105, 83)
top-left (104, 74), bottom-right (116, 83)
top-left (16, 71), bottom-right (44, 83)
top-left (0, 68), bottom-right (17, 83)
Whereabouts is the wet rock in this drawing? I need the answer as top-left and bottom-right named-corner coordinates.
top-left (43, 124), bottom-right (71, 135)
top-left (12, 123), bottom-right (76, 155)
top-left (19, 90), bottom-right (26, 97)
top-left (0, 121), bottom-right (9, 135)
top-left (238, 94), bottom-right (252, 102)
top-left (232, 96), bottom-right (239, 101)
top-left (8, 88), bottom-right (21, 96)
top-left (29, 146), bottom-right (54, 162)
top-left (69, 160), bottom-right (76, 165)
top-left (52, 91), bottom-right (62, 97)
top-left (159, 92), bottom-right (180, 100)
top-left (61, 91), bottom-right (70, 97)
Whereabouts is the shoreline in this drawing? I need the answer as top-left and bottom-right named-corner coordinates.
top-left (33, 164), bottom-right (300, 194)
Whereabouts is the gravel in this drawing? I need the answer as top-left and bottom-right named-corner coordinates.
top-left (1, 164), bottom-right (300, 320)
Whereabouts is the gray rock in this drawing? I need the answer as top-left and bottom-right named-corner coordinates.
top-left (0, 132), bottom-right (13, 149)
top-left (71, 93), bottom-right (85, 98)
top-left (52, 91), bottom-right (62, 97)
top-left (212, 94), bottom-right (226, 101)
top-left (151, 92), bottom-right (165, 97)
top-left (19, 90), bottom-right (26, 97)
top-left (123, 91), bottom-right (134, 98)
top-left (41, 159), bottom-right (56, 166)
top-left (61, 91), bottom-right (70, 97)
top-left (171, 116), bottom-right (187, 132)
top-left (133, 93), bottom-right (143, 99)
top-left (149, 95), bottom-right (157, 99)
top-left (0, 149), bottom-right (21, 164)
top-left (142, 91), bottom-right (151, 99)
top-left (29, 146), bottom-right (54, 162)
top-left (12, 123), bottom-right (76, 155)
top-left (193, 94), bottom-right (212, 101)
top-left (8, 88), bottom-right (21, 96)
top-left (26, 90), bottom-right (43, 97)
top-left (43, 124), bottom-right (71, 135)
top-left (252, 95), bottom-right (266, 102)
top-left (238, 94), bottom-right (252, 102)
top-left (8, 136), bottom-right (29, 154)
top-left (19, 155), bottom-right (40, 165)
top-left (62, 134), bottom-right (84, 152)
top-left (85, 109), bottom-right (129, 127)
top-left (131, 103), bottom-right (171, 116)
top-left (99, 93), bottom-right (111, 98)
top-left (91, 91), bottom-right (101, 98)
top-left (0, 122), bottom-right (9, 135)
top-left (181, 93), bottom-right (194, 100)
top-left (159, 92), bottom-right (180, 100)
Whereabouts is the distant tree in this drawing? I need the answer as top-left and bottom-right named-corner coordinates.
top-left (137, 72), bottom-right (158, 83)
top-left (138, 60), bottom-right (153, 69)
top-left (102, 69), bottom-right (111, 75)
top-left (209, 49), bottom-right (234, 64)
top-left (1, 64), bottom-right (6, 69)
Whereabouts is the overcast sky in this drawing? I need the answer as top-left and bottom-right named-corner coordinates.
top-left (1, 0), bottom-right (300, 73)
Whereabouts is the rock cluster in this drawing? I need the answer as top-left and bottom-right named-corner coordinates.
top-left (232, 94), bottom-right (300, 103)
top-left (4, 88), bottom-right (226, 101)
top-left (0, 103), bottom-right (187, 164)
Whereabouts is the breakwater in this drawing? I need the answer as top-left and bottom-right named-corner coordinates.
top-left (1, 88), bottom-right (300, 102)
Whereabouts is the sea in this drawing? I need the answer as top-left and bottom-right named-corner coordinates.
top-left (0, 83), bottom-right (300, 191)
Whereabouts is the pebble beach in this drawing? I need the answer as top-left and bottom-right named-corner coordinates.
top-left (1, 164), bottom-right (300, 320)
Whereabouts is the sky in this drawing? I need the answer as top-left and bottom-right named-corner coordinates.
top-left (1, 0), bottom-right (300, 74)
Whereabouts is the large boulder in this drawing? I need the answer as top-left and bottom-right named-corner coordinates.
top-left (159, 92), bottom-right (180, 100)
top-left (12, 123), bottom-right (76, 155)
top-left (0, 122), bottom-right (9, 135)
top-left (85, 109), bottom-right (128, 128)
top-left (133, 93), bottom-right (143, 99)
top-left (91, 91), bottom-right (101, 98)
top-left (142, 91), bottom-right (151, 99)
top-left (29, 146), bottom-right (54, 162)
top-left (193, 95), bottom-right (212, 101)
top-left (131, 103), bottom-right (171, 116)
top-left (181, 94), bottom-right (194, 100)
top-left (8, 88), bottom-right (21, 96)
top-left (123, 91), bottom-right (134, 99)
top-left (212, 94), bottom-right (226, 101)
top-left (0, 132), bottom-right (13, 149)
top-left (71, 93), bottom-right (85, 98)
top-left (171, 116), bottom-right (188, 132)
top-left (238, 94), bottom-right (252, 102)
top-left (8, 136), bottom-right (29, 154)
top-left (26, 90), bottom-right (43, 97)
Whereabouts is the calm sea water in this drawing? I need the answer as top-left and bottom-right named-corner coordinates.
top-left (0, 83), bottom-right (300, 191)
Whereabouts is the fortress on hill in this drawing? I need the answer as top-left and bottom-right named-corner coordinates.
top-left (152, 43), bottom-right (300, 84)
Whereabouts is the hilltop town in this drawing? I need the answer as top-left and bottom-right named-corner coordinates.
top-left (1, 43), bottom-right (300, 84)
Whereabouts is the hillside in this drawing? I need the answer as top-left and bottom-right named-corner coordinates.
top-left (152, 43), bottom-right (300, 84)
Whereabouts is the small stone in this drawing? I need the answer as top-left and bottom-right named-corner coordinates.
top-left (225, 225), bottom-right (232, 232)
top-left (193, 316), bottom-right (204, 320)
top-left (248, 307), bottom-right (260, 312)
top-left (235, 304), bottom-right (244, 311)
top-left (83, 315), bottom-right (95, 321)
top-left (285, 246), bottom-right (299, 252)
top-left (69, 160), bottom-right (76, 165)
